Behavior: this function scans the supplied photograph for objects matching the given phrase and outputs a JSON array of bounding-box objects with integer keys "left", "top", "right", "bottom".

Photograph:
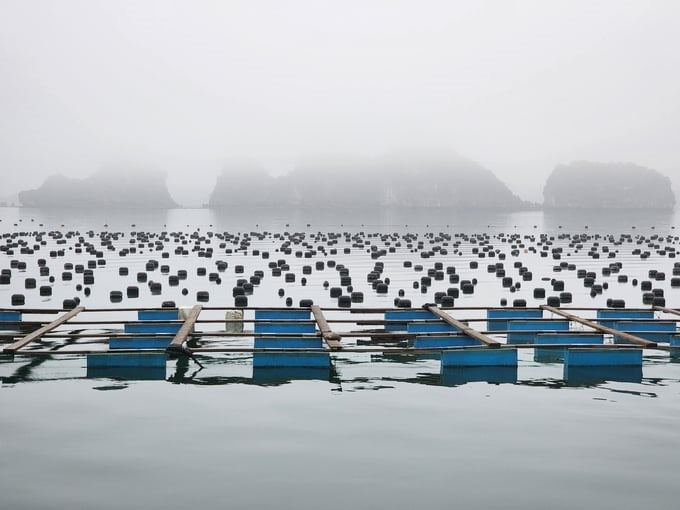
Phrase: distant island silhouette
[
  {"left": 15, "top": 157, "right": 676, "bottom": 210},
  {"left": 209, "top": 153, "right": 527, "bottom": 209},
  {"left": 543, "top": 161, "right": 675, "bottom": 209},
  {"left": 18, "top": 169, "right": 178, "bottom": 208}
]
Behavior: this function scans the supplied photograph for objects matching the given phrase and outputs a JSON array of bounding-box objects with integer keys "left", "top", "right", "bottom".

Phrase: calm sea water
[{"left": 1, "top": 206, "right": 680, "bottom": 510}]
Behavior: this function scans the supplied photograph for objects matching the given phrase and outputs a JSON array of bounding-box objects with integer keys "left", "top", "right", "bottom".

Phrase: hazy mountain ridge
[
  {"left": 209, "top": 154, "right": 527, "bottom": 209},
  {"left": 15, "top": 158, "right": 676, "bottom": 210},
  {"left": 543, "top": 161, "right": 675, "bottom": 209},
  {"left": 18, "top": 170, "right": 178, "bottom": 208}
]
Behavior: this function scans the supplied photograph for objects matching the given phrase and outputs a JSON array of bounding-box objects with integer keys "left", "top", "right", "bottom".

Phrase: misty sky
[{"left": 1, "top": 0, "right": 679, "bottom": 206}]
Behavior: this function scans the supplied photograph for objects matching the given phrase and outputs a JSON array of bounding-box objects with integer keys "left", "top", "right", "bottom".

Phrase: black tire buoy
[
  {"left": 546, "top": 296, "right": 560, "bottom": 307},
  {"left": 62, "top": 298, "right": 77, "bottom": 309},
  {"left": 441, "top": 296, "right": 454, "bottom": 308}
]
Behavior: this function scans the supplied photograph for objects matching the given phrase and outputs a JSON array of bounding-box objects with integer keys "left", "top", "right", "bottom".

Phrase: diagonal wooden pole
[
  {"left": 542, "top": 305, "right": 657, "bottom": 348},
  {"left": 424, "top": 305, "right": 501, "bottom": 348},
  {"left": 311, "top": 305, "right": 342, "bottom": 350},
  {"left": 4, "top": 306, "right": 85, "bottom": 354}
]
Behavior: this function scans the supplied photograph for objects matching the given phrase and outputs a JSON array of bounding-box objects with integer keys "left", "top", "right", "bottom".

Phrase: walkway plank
[
  {"left": 311, "top": 305, "right": 342, "bottom": 350},
  {"left": 3, "top": 307, "right": 85, "bottom": 354},
  {"left": 542, "top": 305, "right": 657, "bottom": 347},
  {"left": 424, "top": 305, "right": 500, "bottom": 348},
  {"left": 654, "top": 306, "right": 680, "bottom": 318},
  {"left": 167, "top": 305, "right": 202, "bottom": 349}
]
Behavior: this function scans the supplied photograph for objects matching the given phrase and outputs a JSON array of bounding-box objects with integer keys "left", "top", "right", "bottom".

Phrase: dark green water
[{"left": 1, "top": 352, "right": 679, "bottom": 510}]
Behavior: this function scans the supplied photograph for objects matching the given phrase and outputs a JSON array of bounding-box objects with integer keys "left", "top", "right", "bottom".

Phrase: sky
[{"left": 1, "top": 0, "right": 679, "bottom": 206}]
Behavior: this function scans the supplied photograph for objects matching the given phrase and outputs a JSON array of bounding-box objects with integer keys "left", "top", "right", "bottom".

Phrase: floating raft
[{"left": 1, "top": 305, "right": 679, "bottom": 379}]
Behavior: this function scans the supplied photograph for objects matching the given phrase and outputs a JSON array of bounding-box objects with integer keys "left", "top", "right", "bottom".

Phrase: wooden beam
[
  {"left": 424, "top": 305, "right": 500, "bottom": 348},
  {"left": 310, "top": 305, "right": 342, "bottom": 350},
  {"left": 654, "top": 306, "right": 680, "bottom": 318},
  {"left": 3, "top": 307, "right": 85, "bottom": 353},
  {"left": 542, "top": 305, "right": 657, "bottom": 347},
  {"left": 167, "top": 305, "right": 202, "bottom": 349}
]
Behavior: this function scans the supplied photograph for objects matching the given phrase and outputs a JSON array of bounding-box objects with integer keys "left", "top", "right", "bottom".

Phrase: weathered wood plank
[
  {"left": 3, "top": 307, "right": 85, "bottom": 353},
  {"left": 542, "top": 305, "right": 657, "bottom": 347},
  {"left": 424, "top": 305, "right": 500, "bottom": 348},
  {"left": 167, "top": 305, "right": 202, "bottom": 349},
  {"left": 311, "top": 305, "right": 342, "bottom": 350},
  {"left": 654, "top": 306, "right": 680, "bottom": 318}
]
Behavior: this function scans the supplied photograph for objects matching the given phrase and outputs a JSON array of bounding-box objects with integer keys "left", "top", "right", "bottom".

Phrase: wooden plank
[
  {"left": 166, "top": 305, "right": 202, "bottom": 349},
  {"left": 424, "top": 305, "right": 500, "bottom": 348},
  {"left": 654, "top": 306, "right": 680, "bottom": 318},
  {"left": 3, "top": 307, "right": 85, "bottom": 353},
  {"left": 541, "top": 305, "right": 657, "bottom": 347},
  {"left": 310, "top": 305, "right": 342, "bottom": 350}
]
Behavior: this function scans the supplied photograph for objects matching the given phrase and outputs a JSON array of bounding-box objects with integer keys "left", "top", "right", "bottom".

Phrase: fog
[{"left": 1, "top": 0, "right": 679, "bottom": 207}]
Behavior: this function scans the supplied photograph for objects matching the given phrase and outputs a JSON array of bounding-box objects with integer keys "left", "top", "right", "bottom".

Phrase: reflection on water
[
  {"left": 564, "top": 365, "right": 643, "bottom": 385},
  {"left": 1, "top": 352, "right": 677, "bottom": 395},
  {"left": 7, "top": 206, "right": 678, "bottom": 233},
  {"left": 441, "top": 365, "right": 518, "bottom": 385},
  {"left": 86, "top": 366, "right": 167, "bottom": 380}
]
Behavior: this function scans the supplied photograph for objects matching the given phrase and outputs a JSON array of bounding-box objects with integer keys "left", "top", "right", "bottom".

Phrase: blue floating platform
[
  {"left": 534, "top": 333, "right": 604, "bottom": 363},
  {"left": 384, "top": 309, "right": 437, "bottom": 331},
  {"left": 109, "top": 336, "right": 173, "bottom": 349},
  {"left": 254, "top": 337, "right": 323, "bottom": 349},
  {"left": 487, "top": 308, "right": 542, "bottom": 332},
  {"left": 611, "top": 320, "right": 676, "bottom": 344},
  {"left": 670, "top": 335, "right": 680, "bottom": 360},
  {"left": 507, "top": 319, "right": 569, "bottom": 344},
  {"left": 138, "top": 309, "right": 179, "bottom": 321},
  {"left": 252, "top": 352, "right": 330, "bottom": 368},
  {"left": 564, "top": 348, "right": 642, "bottom": 367},
  {"left": 254, "top": 322, "right": 316, "bottom": 334},
  {"left": 254, "top": 310, "right": 311, "bottom": 320},
  {"left": 440, "top": 366, "right": 518, "bottom": 385},
  {"left": 407, "top": 321, "right": 459, "bottom": 334},
  {"left": 87, "top": 352, "right": 167, "bottom": 369},
  {"left": 441, "top": 347, "right": 517, "bottom": 367},
  {"left": 0, "top": 311, "right": 22, "bottom": 331},
  {"left": 597, "top": 309, "right": 654, "bottom": 329},
  {"left": 0, "top": 311, "right": 22, "bottom": 321}
]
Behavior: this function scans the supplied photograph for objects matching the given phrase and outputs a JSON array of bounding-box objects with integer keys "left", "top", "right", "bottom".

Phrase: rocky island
[
  {"left": 18, "top": 169, "right": 178, "bottom": 208},
  {"left": 209, "top": 153, "right": 527, "bottom": 209},
  {"left": 543, "top": 161, "right": 675, "bottom": 209}
]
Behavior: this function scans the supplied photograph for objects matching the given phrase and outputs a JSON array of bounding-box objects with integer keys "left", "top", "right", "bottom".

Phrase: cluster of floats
[{"left": 1, "top": 303, "right": 679, "bottom": 386}]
